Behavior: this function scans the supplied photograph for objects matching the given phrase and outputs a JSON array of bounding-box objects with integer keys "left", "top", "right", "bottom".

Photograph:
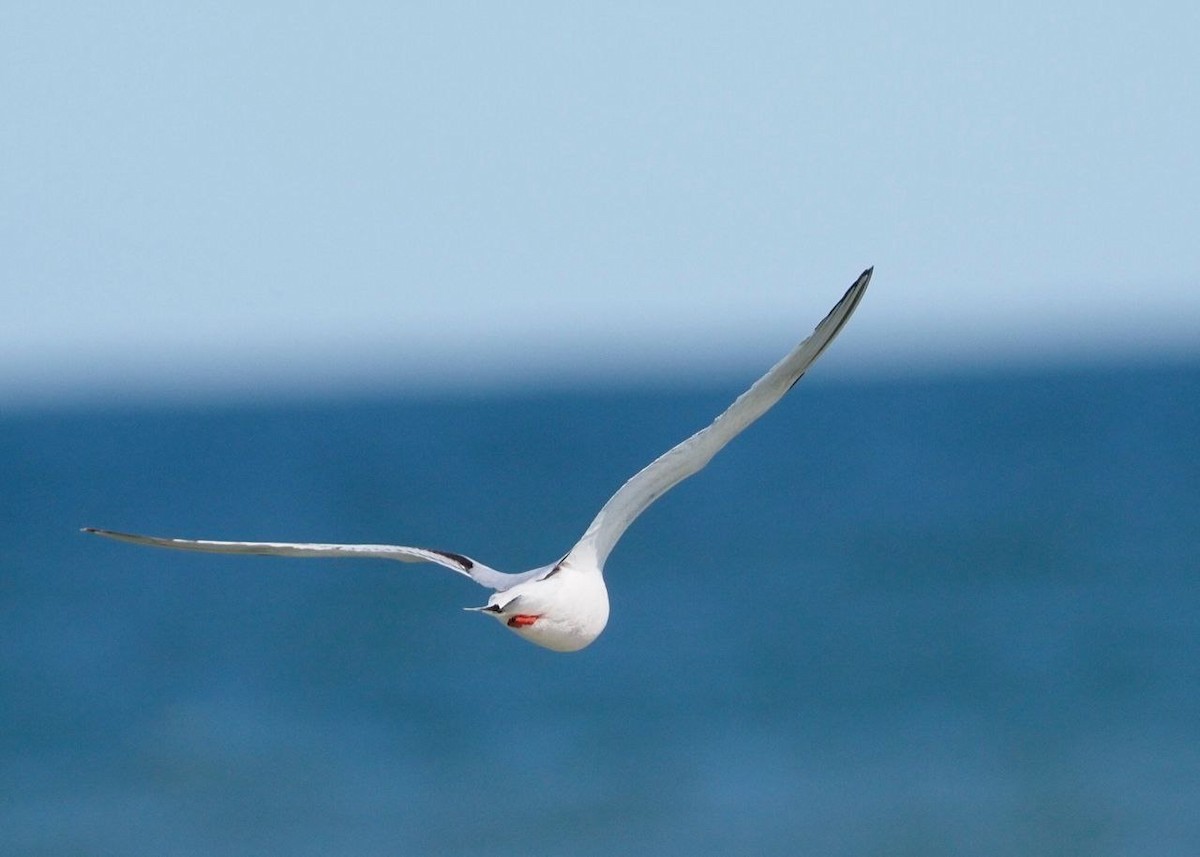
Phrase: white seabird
[{"left": 86, "top": 268, "right": 873, "bottom": 652}]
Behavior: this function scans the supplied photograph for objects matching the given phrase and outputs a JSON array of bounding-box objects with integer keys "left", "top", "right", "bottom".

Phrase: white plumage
[{"left": 86, "top": 268, "right": 873, "bottom": 651}]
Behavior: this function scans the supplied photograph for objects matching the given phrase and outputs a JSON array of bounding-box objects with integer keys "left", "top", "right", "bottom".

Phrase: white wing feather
[
  {"left": 85, "top": 267, "right": 871, "bottom": 590},
  {"left": 82, "top": 527, "right": 516, "bottom": 589},
  {"left": 568, "top": 267, "right": 873, "bottom": 570}
]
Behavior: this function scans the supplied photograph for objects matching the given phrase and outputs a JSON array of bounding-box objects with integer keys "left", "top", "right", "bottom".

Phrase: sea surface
[{"left": 2, "top": 362, "right": 1198, "bottom": 856}]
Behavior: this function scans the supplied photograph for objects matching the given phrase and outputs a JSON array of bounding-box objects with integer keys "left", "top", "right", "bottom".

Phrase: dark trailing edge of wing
[{"left": 429, "top": 549, "right": 474, "bottom": 571}]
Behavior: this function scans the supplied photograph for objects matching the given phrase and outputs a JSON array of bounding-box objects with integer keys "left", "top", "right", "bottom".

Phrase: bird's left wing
[{"left": 82, "top": 527, "right": 514, "bottom": 589}]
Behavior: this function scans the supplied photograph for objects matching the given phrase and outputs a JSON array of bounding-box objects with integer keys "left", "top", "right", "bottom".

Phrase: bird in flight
[{"left": 86, "top": 268, "right": 873, "bottom": 652}]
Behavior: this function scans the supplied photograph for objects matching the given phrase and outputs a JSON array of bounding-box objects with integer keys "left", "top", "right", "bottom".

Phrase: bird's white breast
[{"left": 488, "top": 564, "right": 610, "bottom": 652}]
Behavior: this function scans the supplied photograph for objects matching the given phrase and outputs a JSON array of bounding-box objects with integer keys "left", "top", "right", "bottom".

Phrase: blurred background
[{"left": 3, "top": 2, "right": 1198, "bottom": 855}]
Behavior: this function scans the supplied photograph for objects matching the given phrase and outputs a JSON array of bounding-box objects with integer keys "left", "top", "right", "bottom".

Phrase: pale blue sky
[{"left": 4, "top": 2, "right": 1197, "bottom": 405}]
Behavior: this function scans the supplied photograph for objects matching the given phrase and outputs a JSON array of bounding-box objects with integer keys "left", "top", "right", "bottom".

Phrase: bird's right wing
[
  {"left": 568, "top": 267, "right": 873, "bottom": 570},
  {"left": 82, "top": 527, "right": 515, "bottom": 590}
]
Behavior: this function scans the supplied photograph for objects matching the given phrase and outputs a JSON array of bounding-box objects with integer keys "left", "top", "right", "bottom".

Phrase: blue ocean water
[{"left": 2, "top": 363, "right": 1198, "bottom": 856}]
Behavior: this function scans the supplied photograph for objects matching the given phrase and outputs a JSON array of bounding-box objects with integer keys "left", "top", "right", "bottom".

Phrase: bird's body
[
  {"left": 470, "top": 557, "right": 610, "bottom": 652},
  {"left": 85, "top": 268, "right": 873, "bottom": 651}
]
